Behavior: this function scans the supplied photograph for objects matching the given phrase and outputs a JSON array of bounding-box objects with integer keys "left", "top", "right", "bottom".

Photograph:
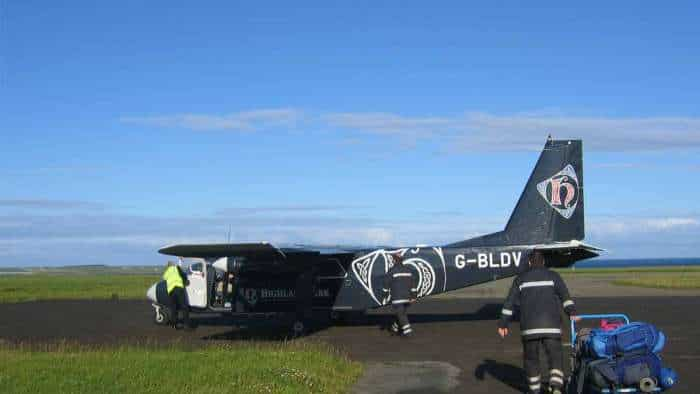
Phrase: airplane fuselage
[{"left": 217, "top": 245, "right": 535, "bottom": 314}]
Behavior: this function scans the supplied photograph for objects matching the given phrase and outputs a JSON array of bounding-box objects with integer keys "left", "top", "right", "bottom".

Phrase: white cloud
[
  {"left": 216, "top": 204, "right": 367, "bottom": 216},
  {"left": 325, "top": 111, "right": 700, "bottom": 151},
  {"left": 643, "top": 217, "right": 699, "bottom": 230},
  {"left": 120, "top": 108, "right": 302, "bottom": 132},
  {"left": 322, "top": 112, "right": 451, "bottom": 137},
  {"left": 120, "top": 108, "right": 700, "bottom": 151},
  {"left": 0, "top": 199, "right": 105, "bottom": 210},
  {"left": 589, "top": 216, "right": 700, "bottom": 236},
  {"left": 590, "top": 162, "right": 644, "bottom": 169}
]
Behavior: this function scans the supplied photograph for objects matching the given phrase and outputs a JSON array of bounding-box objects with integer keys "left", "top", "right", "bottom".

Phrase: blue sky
[{"left": 1, "top": 1, "right": 699, "bottom": 265}]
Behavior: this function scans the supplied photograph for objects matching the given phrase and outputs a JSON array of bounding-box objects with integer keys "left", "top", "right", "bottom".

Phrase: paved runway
[{"left": 1, "top": 297, "right": 697, "bottom": 393}]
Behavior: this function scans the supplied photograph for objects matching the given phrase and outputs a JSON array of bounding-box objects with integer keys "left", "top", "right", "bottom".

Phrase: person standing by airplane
[
  {"left": 497, "top": 251, "right": 578, "bottom": 394},
  {"left": 162, "top": 261, "right": 192, "bottom": 330},
  {"left": 383, "top": 252, "right": 417, "bottom": 337}
]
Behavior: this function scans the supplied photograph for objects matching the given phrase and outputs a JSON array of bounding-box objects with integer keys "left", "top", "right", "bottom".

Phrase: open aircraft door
[{"left": 185, "top": 261, "right": 208, "bottom": 308}]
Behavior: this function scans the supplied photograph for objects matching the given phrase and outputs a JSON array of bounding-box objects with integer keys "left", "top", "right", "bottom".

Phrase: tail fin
[
  {"left": 445, "top": 137, "right": 586, "bottom": 249},
  {"left": 503, "top": 137, "right": 584, "bottom": 244}
]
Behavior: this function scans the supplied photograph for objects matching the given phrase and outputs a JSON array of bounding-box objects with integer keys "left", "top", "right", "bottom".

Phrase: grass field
[
  {"left": 0, "top": 274, "right": 159, "bottom": 303},
  {"left": 612, "top": 272, "right": 700, "bottom": 289},
  {"left": 556, "top": 266, "right": 700, "bottom": 289},
  {"left": 556, "top": 266, "right": 700, "bottom": 275},
  {"left": 0, "top": 342, "right": 362, "bottom": 394}
]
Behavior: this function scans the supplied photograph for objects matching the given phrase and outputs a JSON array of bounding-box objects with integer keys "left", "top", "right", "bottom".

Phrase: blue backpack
[{"left": 587, "top": 322, "right": 665, "bottom": 359}]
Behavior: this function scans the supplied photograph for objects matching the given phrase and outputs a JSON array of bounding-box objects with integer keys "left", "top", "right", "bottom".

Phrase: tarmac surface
[{"left": 0, "top": 296, "right": 697, "bottom": 393}]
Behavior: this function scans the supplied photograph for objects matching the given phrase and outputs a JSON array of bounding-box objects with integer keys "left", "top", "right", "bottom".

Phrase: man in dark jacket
[
  {"left": 497, "top": 251, "right": 578, "bottom": 394},
  {"left": 383, "top": 252, "right": 417, "bottom": 337}
]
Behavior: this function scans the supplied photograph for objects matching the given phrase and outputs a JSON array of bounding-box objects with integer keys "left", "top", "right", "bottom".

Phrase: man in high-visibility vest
[{"left": 162, "top": 261, "right": 191, "bottom": 330}]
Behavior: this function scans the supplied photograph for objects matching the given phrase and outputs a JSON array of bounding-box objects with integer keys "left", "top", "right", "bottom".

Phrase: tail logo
[{"left": 537, "top": 164, "right": 579, "bottom": 219}]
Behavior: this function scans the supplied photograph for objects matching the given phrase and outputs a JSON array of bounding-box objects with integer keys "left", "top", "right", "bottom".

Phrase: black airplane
[{"left": 147, "top": 137, "right": 602, "bottom": 333}]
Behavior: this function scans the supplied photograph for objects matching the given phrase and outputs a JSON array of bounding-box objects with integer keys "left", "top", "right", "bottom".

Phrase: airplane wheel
[
  {"left": 153, "top": 306, "right": 168, "bottom": 325},
  {"left": 154, "top": 310, "right": 165, "bottom": 324}
]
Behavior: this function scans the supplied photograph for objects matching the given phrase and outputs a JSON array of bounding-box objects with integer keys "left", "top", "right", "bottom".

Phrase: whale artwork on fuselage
[{"left": 147, "top": 137, "right": 602, "bottom": 330}]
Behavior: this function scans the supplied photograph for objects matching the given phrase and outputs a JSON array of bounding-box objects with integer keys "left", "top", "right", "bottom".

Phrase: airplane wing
[
  {"left": 158, "top": 242, "right": 378, "bottom": 259},
  {"left": 157, "top": 242, "right": 358, "bottom": 273},
  {"left": 158, "top": 242, "right": 288, "bottom": 260}
]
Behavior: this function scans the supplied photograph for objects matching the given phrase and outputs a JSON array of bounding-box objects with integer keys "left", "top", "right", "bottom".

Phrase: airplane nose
[{"left": 146, "top": 283, "right": 158, "bottom": 302}]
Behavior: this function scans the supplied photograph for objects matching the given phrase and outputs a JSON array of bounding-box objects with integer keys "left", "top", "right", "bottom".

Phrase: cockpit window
[
  {"left": 317, "top": 259, "right": 347, "bottom": 279},
  {"left": 189, "top": 262, "right": 204, "bottom": 273}
]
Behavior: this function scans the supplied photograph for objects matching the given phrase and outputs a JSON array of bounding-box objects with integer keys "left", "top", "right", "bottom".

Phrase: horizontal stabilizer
[
  {"left": 535, "top": 240, "right": 605, "bottom": 252},
  {"left": 534, "top": 240, "right": 603, "bottom": 267}
]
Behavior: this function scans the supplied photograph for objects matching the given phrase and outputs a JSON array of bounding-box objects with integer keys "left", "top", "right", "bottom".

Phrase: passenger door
[
  {"left": 315, "top": 258, "right": 348, "bottom": 308},
  {"left": 185, "top": 262, "right": 208, "bottom": 308}
]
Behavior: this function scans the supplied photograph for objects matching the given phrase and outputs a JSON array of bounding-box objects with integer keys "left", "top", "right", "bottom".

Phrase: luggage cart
[{"left": 568, "top": 314, "right": 664, "bottom": 394}]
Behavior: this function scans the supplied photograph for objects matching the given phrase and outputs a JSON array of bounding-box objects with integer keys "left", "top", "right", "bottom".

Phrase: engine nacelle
[{"left": 212, "top": 257, "right": 246, "bottom": 273}]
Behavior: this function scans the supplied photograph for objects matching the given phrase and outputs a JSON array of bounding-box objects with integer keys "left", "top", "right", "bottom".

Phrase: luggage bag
[{"left": 567, "top": 314, "right": 675, "bottom": 394}]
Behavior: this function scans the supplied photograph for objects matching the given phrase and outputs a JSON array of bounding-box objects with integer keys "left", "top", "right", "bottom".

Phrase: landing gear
[
  {"left": 152, "top": 303, "right": 170, "bottom": 325},
  {"left": 292, "top": 320, "right": 306, "bottom": 337}
]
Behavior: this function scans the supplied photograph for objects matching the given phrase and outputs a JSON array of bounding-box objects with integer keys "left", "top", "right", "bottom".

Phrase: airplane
[{"left": 147, "top": 137, "right": 602, "bottom": 334}]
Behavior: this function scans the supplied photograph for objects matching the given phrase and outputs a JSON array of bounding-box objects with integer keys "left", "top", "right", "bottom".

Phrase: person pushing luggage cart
[{"left": 498, "top": 251, "right": 579, "bottom": 394}]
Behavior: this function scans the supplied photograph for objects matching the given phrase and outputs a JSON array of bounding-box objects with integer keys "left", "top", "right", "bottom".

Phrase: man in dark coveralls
[
  {"left": 383, "top": 253, "right": 417, "bottom": 337},
  {"left": 497, "top": 251, "right": 579, "bottom": 394}
]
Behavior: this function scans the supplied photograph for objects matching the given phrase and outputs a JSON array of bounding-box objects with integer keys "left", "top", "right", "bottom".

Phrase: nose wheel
[
  {"left": 292, "top": 320, "right": 306, "bottom": 337},
  {"left": 152, "top": 303, "right": 169, "bottom": 325}
]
